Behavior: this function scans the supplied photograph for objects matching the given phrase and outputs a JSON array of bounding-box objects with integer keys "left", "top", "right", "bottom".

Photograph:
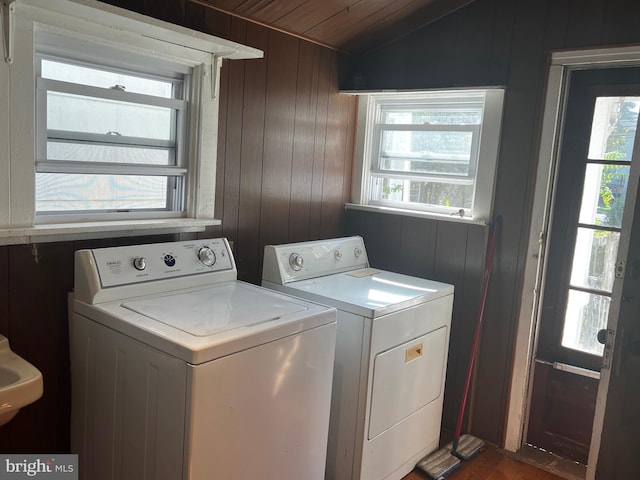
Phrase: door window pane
[
  {"left": 560, "top": 95, "right": 639, "bottom": 357},
  {"left": 588, "top": 96, "right": 639, "bottom": 161},
  {"left": 579, "top": 164, "right": 630, "bottom": 228},
  {"left": 569, "top": 228, "right": 619, "bottom": 292},
  {"left": 562, "top": 290, "right": 609, "bottom": 355}
]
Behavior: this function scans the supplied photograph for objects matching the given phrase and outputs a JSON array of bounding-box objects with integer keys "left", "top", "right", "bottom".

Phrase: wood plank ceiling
[{"left": 190, "top": 0, "right": 475, "bottom": 54}]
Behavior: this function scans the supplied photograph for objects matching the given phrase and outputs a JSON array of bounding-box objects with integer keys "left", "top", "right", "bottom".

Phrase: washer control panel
[
  {"left": 90, "top": 238, "right": 234, "bottom": 288},
  {"left": 262, "top": 236, "right": 369, "bottom": 284}
]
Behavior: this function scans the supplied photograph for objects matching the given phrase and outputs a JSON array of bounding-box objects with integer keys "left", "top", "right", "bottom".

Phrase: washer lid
[
  {"left": 78, "top": 281, "right": 335, "bottom": 364},
  {"left": 121, "top": 283, "right": 308, "bottom": 336}
]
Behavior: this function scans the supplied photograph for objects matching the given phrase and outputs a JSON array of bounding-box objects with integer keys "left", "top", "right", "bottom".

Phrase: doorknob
[{"left": 597, "top": 329, "right": 608, "bottom": 345}]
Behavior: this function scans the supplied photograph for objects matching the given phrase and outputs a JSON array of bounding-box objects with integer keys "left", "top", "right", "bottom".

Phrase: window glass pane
[
  {"left": 579, "top": 163, "right": 630, "bottom": 228},
  {"left": 48, "top": 142, "right": 172, "bottom": 165},
  {"left": 36, "top": 173, "right": 169, "bottom": 211},
  {"left": 370, "top": 176, "right": 473, "bottom": 210},
  {"left": 562, "top": 289, "right": 609, "bottom": 356},
  {"left": 569, "top": 227, "right": 619, "bottom": 293},
  {"left": 42, "top": 59, "right": 175, "bottom": 98},
  {"left": 47, "top": 92, "right": 174, "bottom": 141},
  {"left": 380, "top": 130, "right": 473, "bottom": 176},
  {"left": 588, "top": 96, "right": 640, "bottom": 161},
  {"left": 381, "top": 108, "right": 481, "bottom": 125}
]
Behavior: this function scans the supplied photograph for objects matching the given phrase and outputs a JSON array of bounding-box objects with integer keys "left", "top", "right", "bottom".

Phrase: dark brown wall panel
[
  {"left": 209, "top": 17, "right": 357, "bottom": 283},
  {"left": 7, "top": 243, "right": 75, "bottom": 453},
  {"left": 0, "top": 247, "right": 8, "bottom": 452},
  {"left": 0, "top": 247, "right": 8, "bottom": 335},
  {"left": 233, "top": 23, "right": 269, "bottom": 283},
  {"left": 217, "top": 17, "right": 248, "bottom": 245},
  {"left": 566, "top": 0, "right": 604, "bottom": 47},
  {"left": 432, "top": 221, "right": 485, "bottom": 435},
  {"left": 259, "top": 31, "right": 300, "bottom": 248},
  {"left": 397, "top": 216, "right": 438, "bottom": 278},
  {"left": 289, "top": 41, "right": 322, "bottom": 243},
  {"left": 456, "top": 225, "right": 488, "bottom": 433},
  {"left": 143, "top": 0, "right": 185, "bottom": 24},
  {"left": 602, "top": 0, "right": 640, "bottom": 45},
  {"left": 320, "top": 55, "right": 350, "bottom": 239},
  {"left": 308, "top": 49, "right": 332, "bottom": 241}
]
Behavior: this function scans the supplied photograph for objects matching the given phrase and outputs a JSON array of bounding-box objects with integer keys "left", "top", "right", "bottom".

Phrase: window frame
[
  {"left": 35, "top": 52, "right": 190, "bottom": 217},
  {"left": 0, "top": 0, "right": 262, "bottom": 240},
  {"left": 349, "top": 88, "right": 505, "bottom": 223}
]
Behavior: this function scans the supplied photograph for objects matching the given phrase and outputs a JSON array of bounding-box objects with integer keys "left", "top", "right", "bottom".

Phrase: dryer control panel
[
  {"left": 262, "top": 236, "right": 369, "bottom": 284},
  {"left": 74, "top": 238, "right": 237, "bottom": 304}
]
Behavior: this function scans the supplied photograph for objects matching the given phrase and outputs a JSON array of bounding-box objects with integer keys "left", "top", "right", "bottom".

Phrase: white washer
[
  {"left": 70, "top": 238, "right": 337, "bottom": 480},
  {"left": 262, "top": 236, "right": 454, "bottom": 480}
]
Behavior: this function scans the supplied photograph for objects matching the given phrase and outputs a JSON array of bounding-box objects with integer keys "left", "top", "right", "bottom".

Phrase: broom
[{"left": 416, "top": 215, "right": 502, "bottom": 479}]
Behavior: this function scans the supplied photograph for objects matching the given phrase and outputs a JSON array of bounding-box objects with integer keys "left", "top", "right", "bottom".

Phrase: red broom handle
[{"left": 454, "top": 215, "right": 502, "bottom": 442}]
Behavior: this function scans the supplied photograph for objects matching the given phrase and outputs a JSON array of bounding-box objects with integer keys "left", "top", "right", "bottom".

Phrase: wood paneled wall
[
  {"left": 343, "top": 0, "right": 640, "bottom": 446},
  {"left": 210, "top": 11, "right": 356, "bottom": 284},
  {"left": 0, "top": 1, "right": 355, "bottom": 452}
]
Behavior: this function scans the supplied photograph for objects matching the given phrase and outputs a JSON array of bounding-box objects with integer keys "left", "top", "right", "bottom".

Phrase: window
[
  {"left": 35, "top": 55, "right": 188, "bottom": 216},
  {"left": 0, "top": 0, "right": 261, "bottom": 241},
  {"left": 349, "top": 89, "right": 504, "bottom": 222}
]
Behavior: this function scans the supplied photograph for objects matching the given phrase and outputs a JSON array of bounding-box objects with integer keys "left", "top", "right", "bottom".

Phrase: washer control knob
[
  {"left": 354, "top": 247, "right": 363, "bottom": 258},
  {"left": 198, "top": 247, "right": 217, "bottom": 266},
  {"left": 133, "top": 257, "right": 147, "bottom": 271},
  {"left": 334, "top": 249, "right": 343, "bottom": 261},
  {"left": 289, "top": 253, "right": 304, "bottom": 271}
]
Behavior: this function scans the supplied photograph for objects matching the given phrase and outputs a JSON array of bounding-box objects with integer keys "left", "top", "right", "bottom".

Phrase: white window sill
[
  {"left": 0, "top": 218, "right": 220, "bottom": 246},
  {"left": 345, "top": 203, "right": 489, "bottom": 226}
]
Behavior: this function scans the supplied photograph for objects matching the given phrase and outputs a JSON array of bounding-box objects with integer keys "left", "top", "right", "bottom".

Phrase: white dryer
[
  {"left": 262, "top": 236, "right": 454, "bottom": 480},
  {"left": 70, "top": 238, "right": 337, "bottom": 480}
]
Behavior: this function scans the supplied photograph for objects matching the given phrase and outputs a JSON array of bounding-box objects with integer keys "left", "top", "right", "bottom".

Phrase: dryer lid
[
  {"left": 121, "top": 283, "right": 308, "bottom": 336},
  {"left": 278, "top": 269, "right": 454, "bottom": 318}
]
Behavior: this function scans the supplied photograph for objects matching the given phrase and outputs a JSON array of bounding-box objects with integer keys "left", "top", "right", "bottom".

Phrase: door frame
[{"left": 505, "top": 45, "right": 640, "bottom": 479}]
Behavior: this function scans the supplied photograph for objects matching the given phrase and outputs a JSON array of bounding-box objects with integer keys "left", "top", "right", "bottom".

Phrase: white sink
[{"left": 0, "top": 335, "right": 43, "bottom": 426}]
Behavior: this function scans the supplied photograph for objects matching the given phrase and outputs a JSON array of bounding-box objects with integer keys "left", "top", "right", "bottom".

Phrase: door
[
  {"left": 590, "top": 82, "right": 640, "bottom": 480},
  {"left": 527, "top": 66, "right": 640, "bottom": 468}
]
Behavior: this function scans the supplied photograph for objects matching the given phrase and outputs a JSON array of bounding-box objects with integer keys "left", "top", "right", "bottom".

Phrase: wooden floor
[{"left": 401, "top": 445, "right": 565, "bottom": 480}]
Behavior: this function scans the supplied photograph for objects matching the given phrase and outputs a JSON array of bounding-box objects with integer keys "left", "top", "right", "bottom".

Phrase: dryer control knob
[
  {"left": 289, "top": 253, "right": 304, "bottom": 271},
  {"left": 133, "top": 257, "right": 147, "bottom": 271},
  {"left": 334, "top": 249, "right": 343, "bottom": 261},
  {"left": 354, "top": 247, "right": 363, "bottom": 258},
  {"left": 198, "top": 247, "right": 217, "bottom": 266}
]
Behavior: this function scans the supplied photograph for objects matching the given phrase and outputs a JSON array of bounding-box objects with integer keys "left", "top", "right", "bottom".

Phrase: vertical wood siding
[
  {"left": 0, "top": 2, "right": 355, "bottom": 452},
  {"left": 343, "top": 0, "right": 640, "bottom": 445},
  {"left": 203, "top": 8, "right": 357, "bottom": 284}
]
